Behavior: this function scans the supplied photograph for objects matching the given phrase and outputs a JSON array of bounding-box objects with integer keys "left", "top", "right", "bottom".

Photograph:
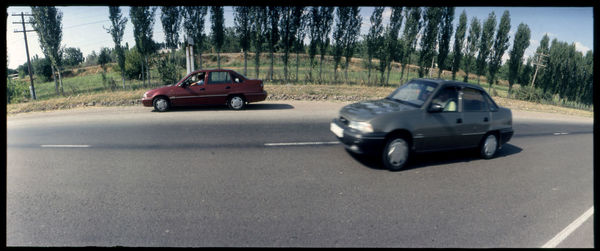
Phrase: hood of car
[
  {"left": 146, "top": 85, "right": 174, "bottom": 96},
  {"left": 340, "top": 98, "right": 417, "bottom": 121}
]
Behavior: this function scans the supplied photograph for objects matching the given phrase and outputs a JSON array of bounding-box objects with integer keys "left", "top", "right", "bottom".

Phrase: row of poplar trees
[{"left": 28, "top": 6, "right": 592, "bottom": 105}]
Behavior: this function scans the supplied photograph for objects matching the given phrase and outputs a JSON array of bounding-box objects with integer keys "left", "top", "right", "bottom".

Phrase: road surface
[{"left": 6, "top": 101, "right": 594, "bottom": 247}]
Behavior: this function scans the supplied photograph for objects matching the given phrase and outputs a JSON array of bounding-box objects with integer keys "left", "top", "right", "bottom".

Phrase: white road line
[
  {"left": 553, "top": 132, "right": 569, "bottom": 135},
  {"left": 264, "top": 141, "right": 340, "bottom": 146},
  {"left": 541, "top": 206, "right": 594, "bottom": 248},
  {"left": 40, "top": 145, "right": 91, "bottom": 148}
]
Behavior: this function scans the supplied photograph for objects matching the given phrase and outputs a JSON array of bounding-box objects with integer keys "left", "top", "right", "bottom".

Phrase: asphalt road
[{"left": 6, "top": 102, "right": 594, "bottom": 247}]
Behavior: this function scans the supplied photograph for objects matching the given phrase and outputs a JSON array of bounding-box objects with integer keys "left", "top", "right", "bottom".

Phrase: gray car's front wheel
[
  {"left": 382, "top": 137, "right": 410, "bottom": 171},
  {"left": 480, "top": 133, "right": 498, "bottom": 159},
  {"left": 153, "top": 97, "right": 170, "bottom": 112}
]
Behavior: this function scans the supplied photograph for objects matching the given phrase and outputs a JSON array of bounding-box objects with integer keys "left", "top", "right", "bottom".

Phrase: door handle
[
  {"left": 484, "top": 117, "right": 489, "bottom": 122},
  {"left": 225, "top": 86, "right": 231, "bottom": 89},
  {"left": 456, "top": 118, "right": 462, "bottom": 124}
]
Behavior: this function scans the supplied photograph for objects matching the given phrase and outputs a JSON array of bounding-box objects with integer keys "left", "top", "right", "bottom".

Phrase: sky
[{"left": 5, "top": 6, "right": 594, "bottom": 70}]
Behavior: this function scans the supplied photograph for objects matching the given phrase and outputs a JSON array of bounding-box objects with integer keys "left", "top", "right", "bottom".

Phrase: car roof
[{"left": 412, "top": 78, "right": 486, "bottom": 92}]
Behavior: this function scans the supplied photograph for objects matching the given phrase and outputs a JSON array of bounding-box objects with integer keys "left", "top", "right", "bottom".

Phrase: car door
[
  {"left": 413, "top": 86, "right": 462, "bottom": 151},
  {"left": 457, "top": 87, "right": 491, "bottom": 147},
  {"left": 170, "top": 72, "right": 206, "bottom": 106},
  {"left": 205, "top": 71, "right": 233, "bottom": 104}
]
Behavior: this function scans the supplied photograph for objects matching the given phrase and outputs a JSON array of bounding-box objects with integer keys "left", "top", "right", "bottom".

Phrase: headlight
[
  {"left": 349, "top": 121, "right": 373, "bottom": 133},
  {"left": 143, "top": 92, "right": 148, "bottom": 98}
]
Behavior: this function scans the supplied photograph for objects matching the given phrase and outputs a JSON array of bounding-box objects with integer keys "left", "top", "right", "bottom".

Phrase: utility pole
[
  {"left": 529, "top": 52, "right": 548, "bottom": 100},
  {"left": 12, "top": 12, "right": 37, "bottom": 100}
]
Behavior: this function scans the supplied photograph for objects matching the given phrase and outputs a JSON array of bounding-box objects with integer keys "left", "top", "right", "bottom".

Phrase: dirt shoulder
[{"left": 7, "top": 84, "right": 593, "bottom": 120}]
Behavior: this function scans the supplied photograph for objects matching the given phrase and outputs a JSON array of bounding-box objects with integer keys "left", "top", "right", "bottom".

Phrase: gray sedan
[{"left": 330, "top": 78, "right": 514, "bottom": 171}]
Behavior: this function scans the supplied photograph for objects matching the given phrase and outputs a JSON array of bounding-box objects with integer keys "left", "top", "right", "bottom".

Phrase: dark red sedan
[{"left": 142, "top": 69, "right": 267, "bottom": 111}]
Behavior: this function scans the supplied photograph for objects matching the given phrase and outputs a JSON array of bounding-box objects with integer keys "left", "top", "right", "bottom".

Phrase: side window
[
  {"left": 431, "top": 87, "right": 459, "bottom": 112},
  {"left": 462, "top": 88, "right": 488, "bottom": 112},
  {"left": 208, "top": 71, "right": 232, "bottom": 84},
  {"left": 231, "top": 73, "right": 243, "bottom": 83},
  {"left": 483, "top": 94, "right": 499, "bottom": 112}
]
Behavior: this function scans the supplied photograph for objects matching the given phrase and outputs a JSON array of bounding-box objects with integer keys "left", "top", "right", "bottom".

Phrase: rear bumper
[
  {"left": 246, "top": 91, "right": 268, "bottom": 103},
  {"left": 331, "top": 118, "right": 386, "bottom": 155}
]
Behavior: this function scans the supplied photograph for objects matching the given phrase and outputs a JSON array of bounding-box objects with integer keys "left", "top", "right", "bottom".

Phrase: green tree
[
  {"left": 130, "top": 6, "right": 157, "bottom": 87},
  {"left": 451, "top": 10, "right": 467, "bottom": 80},
  {"left": 32, "top": 55, "right": 53, "bottom": 82},
  {"left": 463, "top": 17, "right": 480, "bottom": 83},
  {"left": 365, "top": 7, "right": 384, "bottom": 85},
  {"left": 488, "top": 10, "right": 511, "bottom": 92},
  {"left": 475, "top": 11, "right": 496, "bottom": 84},
  {"left": 98, "top": 47, "right": 112, "bottom": 71},
  {"left": 507, "top": 23, "right": 530, "bottom": 97},
  {"left": 293, "top": 7, "right": 308, "bottom": 82},
  {"left": 106, "top": 6, "right": 127, "bottom": 89},
  {"left": 181, "top": 6, "right": 208, "bottom": 70},
  {"left": 382, "top": 7, "right": 403, "bottom": 85},
  {"left": 234, "top": 6, "right": 252, "bottom": 76},
  {"left": 279, "top": 6, "right": 304, "bottom": 83},
  {"left": 418, "top": 7, "right": 442, "bottom": 78},
  {"left": 400, "top": 7, "right": 422, "bottom": 82},
  {"left": 62, "top": 47, "right": 84, "bottom": 67},
  {"left": 251, "top": 6, "right": 268, "bottom": 78},
  {"left": 534, "top": 34, "right": 550, "bottom": 92},
  {"left": 342, "top": 7, "right": 362, "bottom": 84},
  {"left": 30, "top": 6, "right": 64, "bottom": 96},
  {"left": 307, "top": 7, "right": 321, "bottom": 82},
  {"left": 436, "top": 7, "right": 454, "bottom": 78},
  {"left": 266, "top": 6, "right": 281, "bottom": 81},
  {"left": 333, "top": 7, "right": 350, "bottom": 83},
  {"left": 160, "top": 6, "right": 181, "bottom": 63},
  {"left": 317, "top": 7, "right": 334, "bottom": 83},
  {"left": 210, "top": 6, "right": 225, "bottom": 68}
]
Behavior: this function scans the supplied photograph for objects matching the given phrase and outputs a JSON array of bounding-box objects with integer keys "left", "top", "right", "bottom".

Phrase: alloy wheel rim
[
  {"left": 387, "top": 139, "right": 408, "bottom": 167},
  {"left": 231, "top": 97, "right": 243, "bottom": 109},
  {"left": 156, "top": 99, "right": 167, "bottom": 111},
  {"left": 483, "top": 135, "right": 497, "bottom": 157}
]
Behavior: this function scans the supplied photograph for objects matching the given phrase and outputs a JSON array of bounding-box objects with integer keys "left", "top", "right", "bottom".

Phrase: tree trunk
[
  {"left": 141, "top": 57, "right": 145, "bottom": 87},
  {"left": 122, "top": 75, "right": 126, "bottom": 89},
  {"left": 269, "top": 51, "right": 274, "bottom": 81},
  {"left": 56, "top": 66, "right": 64, "bottom": 96},
  {"left": 243, "top": 51, "right": 248, "bottom": 76},
  {"left": 345, "top": 60, "right": 350, "bottom": 84},
  {"left": 319, "top": 55, "right": 324, "bottom": 83},
  {"left": 51, "top": 65, "right": 59, "bottom": 95},
  {"left": 255, "top": 52, "right": 260, "bottom": 79},
  {"left": 217, "top": 51, "right": 221, "bottom": 69},
  {"left": 367, "top": 58, "right": 372, "bottom": 85},
  {"left": 296, "top": 52, "right": 300, "bottom": 83},
  {"left": 386, "top": 63, "right": 392, "bottom": 85}
]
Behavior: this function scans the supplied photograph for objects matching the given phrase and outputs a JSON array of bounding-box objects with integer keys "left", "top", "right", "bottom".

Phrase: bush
[
  {"left": 124, "top": 49, "right": 143, "bottom": 79},
  {"left": 157, "top": 56, "right": 179, "bottom": 85},
  {"left": 7, "top": 78, "right": 29, "bottom": 104}
]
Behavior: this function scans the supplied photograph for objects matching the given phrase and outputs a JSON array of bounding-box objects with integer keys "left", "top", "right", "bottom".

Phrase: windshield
[{"left": 387, "top": 80, "right": 438, "bottom": 107}]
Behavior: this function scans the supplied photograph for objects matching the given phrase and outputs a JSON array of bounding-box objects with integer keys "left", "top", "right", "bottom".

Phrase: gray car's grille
[{"left": 339, "top": 116, "right": 349, "bottom": 125}]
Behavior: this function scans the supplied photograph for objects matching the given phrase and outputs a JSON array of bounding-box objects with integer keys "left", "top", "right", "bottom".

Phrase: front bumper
[
  {"left": 141, "top": 98, "right": 153, "bottom": 107},
  {"left": 330, "top": 118, "right": 386, "bottom": 155},
  {"left": 499, "top": 128, "right": 514, "bottom": 146}
]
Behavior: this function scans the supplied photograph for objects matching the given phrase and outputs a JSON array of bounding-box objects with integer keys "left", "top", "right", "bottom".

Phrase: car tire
[
  {"left": 480, "top": 133, "right": 498, "bottom": 159},
  {"left": 153, "top": 96, "right": 170, "bottom": 112},
  {"left": 382, "top": 137, "right": 410, "bottom": 171},
  {"left": 227, "top": 95, "right": 245, "bottom": 110}
]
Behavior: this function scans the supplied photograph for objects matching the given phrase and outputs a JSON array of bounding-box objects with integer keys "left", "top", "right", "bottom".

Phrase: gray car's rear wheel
[
  {"left": 382, "top": 137, "right": 410, "bottom": 171},
  {"left": 480, "top": 133, "right": 498, "bottom": 159},
  {"left": 153, "top": 96, "right": 170, "bottom": 112}
]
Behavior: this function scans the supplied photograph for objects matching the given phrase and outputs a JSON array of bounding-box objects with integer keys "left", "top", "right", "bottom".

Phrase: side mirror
[
  {"left": 428, "top": 103, "right": 444, "bottom": 113},
  {"left": 235, "top": 78, "right": 240, "bottom": 83}
]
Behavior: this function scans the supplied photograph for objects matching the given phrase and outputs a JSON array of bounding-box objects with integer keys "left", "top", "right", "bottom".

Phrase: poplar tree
[
  {"left": 160, "top": 6, "right": 181, "bottom": 63},
  {"left": 463, "top": 17, "right": 480, "bottom": 83},
  {"left": 266, "top": 7, "right": 280, "bottom": 81},
  {"left": 418, "top": 7, "right": 442, "bottom": 78},
  {"left": 130, "top": 6, "right": 157, "bottom": 87},
  {"left": 279, "top": 6, "right": 302, "bottom": 83},
  {"left": 251, "top": 7, "right": 268, "bottom": 78},
  {"left": 30, "top": 6, "right": 64, "bottom": 95},
  {"left": 400, "top": 7, "right": 422, "bottom": 82},
  {"left": 210, "top": 6, "right": 224, "bottom": 68},
  {"left": 317, "top": 7, "right": 334, "bottom": 83},
  {"left": 451, "top": 10, "right": 467, "bottom": 80},
  {"left": 476, "top": 11, "right": 496, "bottom": 84},
  {"left": 234, "top": 6, "right": 252, "bottom": 76},
  {"left": 507, "top": 23, "right": 530, "bottom": 97},
  {"left": 382, "top": 7, "right": 403, "bottom": 85},
  {"left": 181, "top": 6, "right": 208, "bottom": 69},
  {"left": 106, "top": 6, "right": 127, "bottom": 89},
  {"left": 488, "top": 10, "right": 511, "bottom": 92},
  {"left": 333, "top": 7, "right": 350, "bottom": 83},
  {"left": 436, "top": 7, "right": 454, "bottom": 78},
  {"left": 293, "top": 7, "right": 307, "bottom": 83},
  {"left": 366, "top": 7, "right": 384, "bottom": 85},
  {"left": 307, "top": 7, "right": 321, "bottom": 82},
  {"left": 342, "top": 7, "right": 362, "bottom": 84}
]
